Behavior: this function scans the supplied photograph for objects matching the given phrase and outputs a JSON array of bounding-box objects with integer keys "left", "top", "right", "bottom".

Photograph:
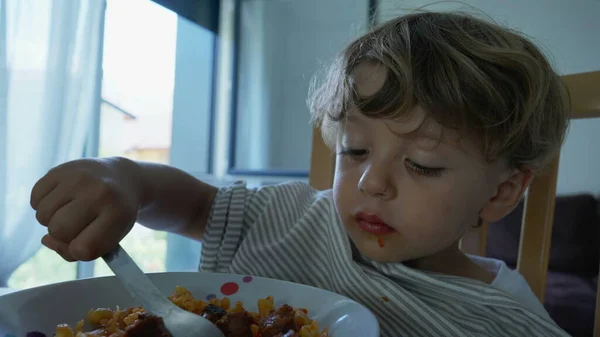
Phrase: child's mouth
[{"left": 355, "top": 212, "right": 395, "bottom": 235}]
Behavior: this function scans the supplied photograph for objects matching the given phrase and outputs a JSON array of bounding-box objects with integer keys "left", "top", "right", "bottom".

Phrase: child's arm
[
  {"left": 129, "top": 158, "right": 218, "bottom": 240},
  {"left": 30, "top": 157, "right": 217, "bottom": 261}
]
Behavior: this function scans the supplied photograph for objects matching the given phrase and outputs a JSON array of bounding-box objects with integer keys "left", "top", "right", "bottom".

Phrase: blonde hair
[{"left": 308, "top": 11, "right": 570, "bottom": 171}]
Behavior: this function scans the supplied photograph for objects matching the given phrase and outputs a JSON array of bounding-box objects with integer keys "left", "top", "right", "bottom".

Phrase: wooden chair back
[{"left": 308, "top": 70, "right": 600, "bottom": 336}]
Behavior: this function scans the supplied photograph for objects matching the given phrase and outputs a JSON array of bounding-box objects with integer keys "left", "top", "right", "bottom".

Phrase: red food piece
[
  {"left": 260, "top": 304, "right": 297, "bottom": 337},
  {"left": 216, "top": 310, "right": 255, "bottom": 337},
  {"left": 124, "top": 314, "right": 173, "bottom": 337}
]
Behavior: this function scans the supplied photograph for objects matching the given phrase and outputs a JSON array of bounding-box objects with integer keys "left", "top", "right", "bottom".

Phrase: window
[
  {"left": 9, "top": 0, "right": 216, "bottom": 288},
  {"left": 93, "top": 0, "right": 177, "bottom": 277}
]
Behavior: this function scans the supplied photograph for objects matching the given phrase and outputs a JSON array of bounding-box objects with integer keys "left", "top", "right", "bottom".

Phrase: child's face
[{"left": 332, "top": 62, "right": 530, "bottom": 264}]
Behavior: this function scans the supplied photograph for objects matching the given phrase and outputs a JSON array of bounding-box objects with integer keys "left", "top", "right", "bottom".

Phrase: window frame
[
  {"left": 225, "top": 0, "right": 379, "bottom": 178},
  {"left": 225, "top": 0, "right": 310, "bottom": 178}
]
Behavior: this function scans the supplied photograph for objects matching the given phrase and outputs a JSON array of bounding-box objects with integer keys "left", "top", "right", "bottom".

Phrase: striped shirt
[{"left": 200, "top": 181, "right": 569, "bottom": 337}]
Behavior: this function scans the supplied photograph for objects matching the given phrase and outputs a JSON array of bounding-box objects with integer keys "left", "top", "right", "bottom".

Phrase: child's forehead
[
  {"left": 353, "top": 60, "right": 387, "bottom": 97},
  {"left": 344, "top": 110, "right": 482, "bottom": 157},
  {"left": 346, "top": 107, "right": 450, "bottom": 140},
  {"left": 348, "top": 60, "right": 484, "bottom": 156},
  {"left": 350, "top": 61, "right": 453, "bottom": 139}
]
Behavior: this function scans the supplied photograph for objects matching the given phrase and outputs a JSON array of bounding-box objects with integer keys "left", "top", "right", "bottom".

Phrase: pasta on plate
[{"left": 46, "top": 286, "right": 329, "bottom": 337}]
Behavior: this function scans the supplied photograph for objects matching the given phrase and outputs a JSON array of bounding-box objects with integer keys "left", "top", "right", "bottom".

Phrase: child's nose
[{"left": 358, "top": 164, "right": 393, "bottom": 199}]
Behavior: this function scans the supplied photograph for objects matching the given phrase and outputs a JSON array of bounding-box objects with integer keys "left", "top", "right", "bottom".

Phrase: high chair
[{"left": 308, "top": 70, "right": 600, "bottom": 337}]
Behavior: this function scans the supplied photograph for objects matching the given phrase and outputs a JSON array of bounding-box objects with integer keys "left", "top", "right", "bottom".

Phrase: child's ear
[{"left": 480, "top": 169, "right": 533, "bottom": 223}]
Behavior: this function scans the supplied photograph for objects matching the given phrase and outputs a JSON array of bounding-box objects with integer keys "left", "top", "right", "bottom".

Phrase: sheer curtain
[{"left": 0, "top": 0, "right": 106, "bottom": 286}]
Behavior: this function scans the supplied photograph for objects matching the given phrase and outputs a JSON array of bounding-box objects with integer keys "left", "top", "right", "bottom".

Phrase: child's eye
[
  {"left": 406, "top": 159, "right": 444, "bottom": 177},
  {"left": 338, "top": 148, "right": 368, "bottom": 160}
]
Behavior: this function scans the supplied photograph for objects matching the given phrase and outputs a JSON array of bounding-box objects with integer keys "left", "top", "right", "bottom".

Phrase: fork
[{"left": 102, "top": 245, "right": 226, "bottom": 337}]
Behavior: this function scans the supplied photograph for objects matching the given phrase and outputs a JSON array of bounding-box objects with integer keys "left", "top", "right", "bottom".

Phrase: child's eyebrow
[
  {"left": 415, "top": 131, "right": 481, "bottom": 158},
  {"left": 345, "top": 113, "right": 477, "bottom": 156},
  {"left": 407, "top": 120, "right": 472, "bottom": 155}
]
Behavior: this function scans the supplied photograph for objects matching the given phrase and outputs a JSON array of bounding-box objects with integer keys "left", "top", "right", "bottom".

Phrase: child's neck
[{"left": 407, "top": 244, "right": 496, "bottom": 284}]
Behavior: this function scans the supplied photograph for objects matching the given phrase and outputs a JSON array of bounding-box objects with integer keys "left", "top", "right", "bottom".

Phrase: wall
[{"left": 377, "top": 0, "right": 600, "bottom": 195}]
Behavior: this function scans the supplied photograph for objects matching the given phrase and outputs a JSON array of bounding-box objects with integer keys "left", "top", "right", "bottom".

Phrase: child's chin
[{"left": 352, "top": 237, "right": 406, "bottom": 263}]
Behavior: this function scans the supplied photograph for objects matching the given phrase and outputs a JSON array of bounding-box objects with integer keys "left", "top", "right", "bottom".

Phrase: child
[{"left": 30, "top": 11, "right": 571, "bottom": 336}]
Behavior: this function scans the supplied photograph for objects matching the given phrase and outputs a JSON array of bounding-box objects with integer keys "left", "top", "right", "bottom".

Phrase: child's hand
[{"left": 30, "top": 158, "right": 141, "bottom": 262}]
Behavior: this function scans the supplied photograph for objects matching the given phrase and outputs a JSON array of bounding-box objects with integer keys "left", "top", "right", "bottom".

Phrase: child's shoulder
[
  {"left": 239, "top": 180, "right": 334, "bottom": 206},
  {"left": 470, "top": 255, "right": 551, "bottom": 319},
  {"left": 216, "top": 180, "right": 336, "bottom": 223},
  {"left": 210, "top": 180, "right": 342, "bottom": 246}
]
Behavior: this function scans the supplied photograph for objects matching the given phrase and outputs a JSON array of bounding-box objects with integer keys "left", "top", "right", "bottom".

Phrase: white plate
[
  {"left": 0, "top": 272, "right": 379, "bottom": 337},
  {"left": 0, "top": 289, "right": 15, "bottom": 297}
]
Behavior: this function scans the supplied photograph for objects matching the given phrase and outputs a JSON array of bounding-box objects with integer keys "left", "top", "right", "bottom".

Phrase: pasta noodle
[{"left": 44, "top": 286, "right": 329, "bottom": 337}]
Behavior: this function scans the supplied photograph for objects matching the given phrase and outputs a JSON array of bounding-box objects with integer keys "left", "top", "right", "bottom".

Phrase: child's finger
[
  {"left": 34, "top": 181, "right": 73, "bottom": 226},
  {"left": 47, "top": 198, "right": 98, "bottom": 243},
  {"left": 41, "top": 234, "right": 76, "bottom": 262},
  {"left": 68, "top": 211, "right": 133, "bottom": 261},
  {"left": 30, "top": 172, "right": 60, "bottom": 211}
]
